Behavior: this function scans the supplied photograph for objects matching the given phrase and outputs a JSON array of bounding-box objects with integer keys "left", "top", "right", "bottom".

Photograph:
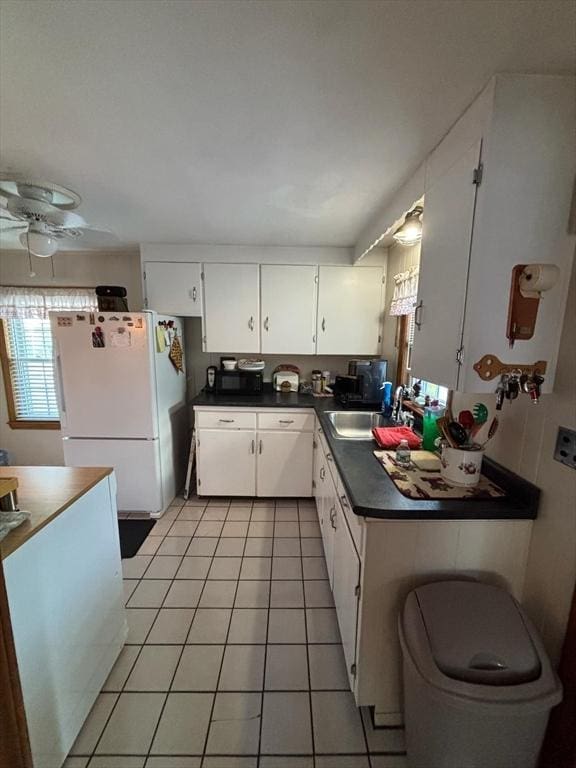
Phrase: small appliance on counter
[
  {"left": 272, "top": 365, "right": 300, "bottom": 392},
  {"left": 205, "top": 365, "right": 263, "bottom": 395},
  {"left": 334, "top": 359, "right": 388, "bottom": 408}
]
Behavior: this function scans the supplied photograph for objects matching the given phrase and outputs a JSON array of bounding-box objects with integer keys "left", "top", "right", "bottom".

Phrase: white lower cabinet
[
  {"left": 313, "top": 419, "right": 533, "bottom": 727},
  {"left": 332, "top": 500, "right": 361, "bottom": 691},
  {"left": 257, "top": 430, "right": 313, "bottom": 497},
  {"left": 196, "top": 428, "right": 256, "bottom": 496},
  {"left": 195, "top": 408, "right": 313, "bottom": 497}
]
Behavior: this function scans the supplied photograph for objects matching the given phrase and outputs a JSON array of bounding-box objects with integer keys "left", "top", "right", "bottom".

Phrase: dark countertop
[{"left": 191, "top": 388, "right": 539, "bottom": 521}]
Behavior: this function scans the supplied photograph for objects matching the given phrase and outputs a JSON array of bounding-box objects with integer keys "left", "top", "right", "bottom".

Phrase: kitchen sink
[{"left": 325, "top": 411, "right": 386, "bottom": 440}]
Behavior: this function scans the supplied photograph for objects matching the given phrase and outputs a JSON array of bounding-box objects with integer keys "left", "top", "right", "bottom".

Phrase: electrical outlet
[{"left": 553, "top": 426, "right": 576, "bottom": 470}]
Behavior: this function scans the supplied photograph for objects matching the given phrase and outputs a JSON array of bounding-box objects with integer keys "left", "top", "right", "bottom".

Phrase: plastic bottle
[{"left": 395, "top": 439, "right": 411, "bottom": 468}]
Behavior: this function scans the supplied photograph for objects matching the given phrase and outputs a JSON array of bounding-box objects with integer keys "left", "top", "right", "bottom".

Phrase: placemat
[{"left": 374, "top": 450, "right": 507, "bottom": 500}]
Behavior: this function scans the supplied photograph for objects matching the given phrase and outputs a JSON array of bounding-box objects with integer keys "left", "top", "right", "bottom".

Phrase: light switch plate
[{"left": 553, "top": 426, "right": 576, "bottom": 470}]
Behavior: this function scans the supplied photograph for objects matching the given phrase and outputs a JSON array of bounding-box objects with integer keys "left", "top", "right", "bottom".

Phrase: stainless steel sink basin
[{"left": 325, "top": 411, "right": 386, "bottom": 440}]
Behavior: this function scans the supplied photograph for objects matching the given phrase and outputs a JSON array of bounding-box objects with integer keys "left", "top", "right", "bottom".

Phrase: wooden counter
[{"left": 0, "top": 466, "right": 113, "bottom": 560}]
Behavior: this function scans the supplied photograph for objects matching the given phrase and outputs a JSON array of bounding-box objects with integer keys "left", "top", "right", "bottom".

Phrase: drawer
[
  {"left": 257, "top": 412, "right": 315, "bottom": 432},
  {"left": 195, "top": 410, "right": 256, "bottom": 429}
]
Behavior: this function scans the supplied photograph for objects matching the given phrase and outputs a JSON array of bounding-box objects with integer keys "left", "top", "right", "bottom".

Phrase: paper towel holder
[{"left": 506, "top": 263, "right": 559, "bottom": 347}]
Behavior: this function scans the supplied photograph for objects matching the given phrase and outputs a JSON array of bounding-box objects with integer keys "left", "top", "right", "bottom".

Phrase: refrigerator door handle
[{"left": 55, "top": 353, "right": 67, "bottom": 419}]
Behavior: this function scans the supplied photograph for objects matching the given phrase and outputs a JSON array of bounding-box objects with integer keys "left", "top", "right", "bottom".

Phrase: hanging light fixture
[
  {"left": 19, "top": 225, "right": 58, "bottom": 257},
  {"left": 393, "top": 206, "right": 423, "bottom": 247}
]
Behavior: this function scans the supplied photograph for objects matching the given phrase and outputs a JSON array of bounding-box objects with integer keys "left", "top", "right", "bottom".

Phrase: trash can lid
[{"left": 414, "top": 581, "right": 541, "bottom": 686}]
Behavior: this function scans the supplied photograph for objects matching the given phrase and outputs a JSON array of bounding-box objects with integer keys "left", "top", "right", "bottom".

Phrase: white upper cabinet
[
  {"left": 202, "top": 263, "right": 260, "bottom": 353},
  {"left": 411, "top": 141, "right": 482, "bottom": 390},
  {"left": 316, "top": 266, "right": 384, "bottom": 355},
  {"left": 143, "top": 261, "right": 202, "bottom": 316},
  {"left": 260, "top": 265, "right": 318, "bottom": 354},
  {"left": 410, "top": 74, "right": 575, "bottom": 393}
]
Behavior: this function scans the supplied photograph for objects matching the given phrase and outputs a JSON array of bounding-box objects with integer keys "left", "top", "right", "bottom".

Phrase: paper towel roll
[{"left": 519, "top": 264, "right": 560, "bottom": 297}]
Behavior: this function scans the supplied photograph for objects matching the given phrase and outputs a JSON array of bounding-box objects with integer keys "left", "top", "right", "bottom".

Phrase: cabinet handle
[
  {"left": 414, "top": 300, "right": 423, "bottom": 331},
  {"left": 279, "top": 419, "right": 294, "bottom": 424},
  {"left": 326, "top": 452, "right": 333, "bottom": 462},
  {"left": 320, "top": 466, "right": 325, "bottom": 480},
  {"left": 264, "top": 316, "right": 269, "bottom": 332},
  {"left": 340, "top": 494, "right": 349, "bottom": 508},
  {"left": 321, "top": 317, "right": 326, "bottom": 332},
  {"left": 219, "top": 419, "right": 235, "bottom": 423},
  {"left": 190, "top": 287, "right": 197, "bottom": 302},
  {"left": 330, "top": 507, "right": 337, "bottom": 530},
  {"left": 250, "top": 439, "right": 255, "bottom": 454},
  {"left": 248, "top": 316, "right": 254, "bottom": 331},
  {"left": 258, "top": 439, "right": 263, "bottom": 454}
]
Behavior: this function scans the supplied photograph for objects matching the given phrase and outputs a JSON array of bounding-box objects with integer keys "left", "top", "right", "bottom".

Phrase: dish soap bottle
[{"left": 396, "top": 439, "right": 411, "bottom": 468}]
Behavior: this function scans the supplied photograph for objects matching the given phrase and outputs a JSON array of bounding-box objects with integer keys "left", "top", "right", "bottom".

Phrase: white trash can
[{"left": 399, "top": 580, "right": 562, "bottom": 768}]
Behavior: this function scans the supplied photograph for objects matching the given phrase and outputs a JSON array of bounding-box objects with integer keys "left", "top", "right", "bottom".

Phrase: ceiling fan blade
[
  {"left": 56, "top": 227, "right": 120, "bottom": 249},
  {"left": 0, "top": 222, "right": 27, "bottom": 232}
]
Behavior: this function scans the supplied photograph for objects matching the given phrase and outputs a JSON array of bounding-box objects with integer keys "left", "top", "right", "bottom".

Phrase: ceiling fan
[{"left": 0, "top": 176, "right": 116, "bottom": 257}]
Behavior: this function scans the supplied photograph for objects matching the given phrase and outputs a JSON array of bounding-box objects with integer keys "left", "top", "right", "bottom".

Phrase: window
[
  {"left": 0, "top": 286, "right": 97, "bottom": 429},
  {"left": 409, "top": 376, "right": 449, "bottom": 407},
  {"left": 1, "top": 318, "right": 60, "bottom": 427}
]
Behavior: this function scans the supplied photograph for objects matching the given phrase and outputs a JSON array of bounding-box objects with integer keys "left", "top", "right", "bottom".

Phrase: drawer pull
[
  {"left": 279, "top": 419, "right": 294, "bottom": 424},
  {"left": 321, "top": 317, "right": 326, "bottom": 332},
  {"left": 264, "top": 316, "right": 270, "bottom": 332},
  {"left": 330, "top": 507, "right": 337, "bottom": 530},
  {"left": 219, "top": 419, "right": 235, "bottom": 423},
  {"left": 319, "top": 466, "right": 325, "bottom": 480},
  {"left": 340, "top": 495, "right": 349, "bottom": 508},
  {"left": 190, "top": 287, "right": 197, "bottom": 302},
  {"left": 326, "top": 453, "right": 333, "bottom": 462},
  {"left": 248, "top": 316, "right": 255, "bottom": 331}
]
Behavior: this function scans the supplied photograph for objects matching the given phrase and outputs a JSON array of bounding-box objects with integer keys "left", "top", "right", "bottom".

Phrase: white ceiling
[{"left": 1, "top": 0, "right": 574, "bottom": 250}]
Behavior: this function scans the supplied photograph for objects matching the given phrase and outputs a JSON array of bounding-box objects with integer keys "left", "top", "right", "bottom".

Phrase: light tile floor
[{"left": 68, "top": 497, "right": 407, "bottom": 768}]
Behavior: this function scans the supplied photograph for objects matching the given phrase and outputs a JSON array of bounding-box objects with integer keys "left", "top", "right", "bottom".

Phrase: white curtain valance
[
  {"left": 0, "top": 286, "right": 98, "bottom": 319},
  {"left": 389, "top": 266, "right": 419, "bottom": 316}
]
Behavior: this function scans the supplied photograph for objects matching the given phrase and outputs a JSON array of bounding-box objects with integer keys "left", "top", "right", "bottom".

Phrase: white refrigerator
[{"left": 50, "top": 310, "right": 187, "bottom": 515}]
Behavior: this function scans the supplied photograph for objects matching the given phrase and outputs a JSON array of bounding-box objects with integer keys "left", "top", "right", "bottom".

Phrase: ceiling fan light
[
  {"left": 393, "top": 207, "right": 423, "bottom": 246},
  {"left": 19, "top": 230, "right": 59, "bottom": 257}
]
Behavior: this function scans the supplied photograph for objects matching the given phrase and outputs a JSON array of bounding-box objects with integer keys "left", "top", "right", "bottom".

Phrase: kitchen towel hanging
[{"left": 169, "top": 331, "right": 184, "bottom": 373}]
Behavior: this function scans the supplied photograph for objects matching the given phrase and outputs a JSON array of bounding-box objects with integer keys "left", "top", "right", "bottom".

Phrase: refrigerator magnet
[
  {"left": 92, "top": 327, "right": 105, "bottom": 348},
  {"left": 156, "top": 326, "right": 166, "bottom": 352}
]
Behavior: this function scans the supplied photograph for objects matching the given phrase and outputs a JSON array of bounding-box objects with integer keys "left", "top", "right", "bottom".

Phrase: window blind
[{"left": 5, "top": 318, "right": 59, "bottom": 420}]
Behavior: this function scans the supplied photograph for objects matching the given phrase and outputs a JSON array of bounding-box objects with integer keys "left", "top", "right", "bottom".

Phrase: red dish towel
[{"left": 372, "top": 426, "right": 422, "bottom": 450}]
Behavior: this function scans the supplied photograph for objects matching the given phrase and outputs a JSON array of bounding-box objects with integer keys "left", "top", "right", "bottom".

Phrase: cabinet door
[
  {"left": 257, "top": 431, "right": 313, "bottom": 497},
  {"left": 321, "top": 472, "right": 338, "bottom": 588},
  {"left": 410, "top": 141, "right": 482, "bottom": 389},
  {"left": 260, "top": 265, "right": 318, "bottom": 354},
  {"left": 332, "top": 501, "right": 361, "bottom": 692},
  {"left": 197, "top": 429, "right": 256, "bottom": 496},
  {"left": 316, "top": 266, "right": 383, "bottom": 355},
  {"left": 144, "top": 262, "right": 202, "bottom": 316},
  {"left": 202, "top": 263, "right": 260, "bottom": 352}
]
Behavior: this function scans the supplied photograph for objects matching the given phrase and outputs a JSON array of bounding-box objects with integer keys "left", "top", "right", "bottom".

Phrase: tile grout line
[
  {"left": 199, "top": 497, "right": 252, "bottom": 766},
  {"left": 255, "top": 500, "right": 275, "bottom": 768}
]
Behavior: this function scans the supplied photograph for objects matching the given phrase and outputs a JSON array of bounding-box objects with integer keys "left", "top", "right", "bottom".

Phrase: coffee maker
[{"left": 333, "top": 359, "right": 388, "bottom": 408}]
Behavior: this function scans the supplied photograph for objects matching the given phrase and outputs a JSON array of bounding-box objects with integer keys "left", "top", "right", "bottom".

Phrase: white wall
[
  {"left": 454, "top": 255, "right": 576, "bottom": 665},
  {"left": 0, "top": 248, "right": 142, "bottom": 465}
]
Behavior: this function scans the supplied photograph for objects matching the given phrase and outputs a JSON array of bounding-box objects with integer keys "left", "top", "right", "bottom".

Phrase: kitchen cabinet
[
  {"left": 260, "top": 265, "right": 317, "bottom": 354},
  {"left": 410, "top": 75, "right": 575, "bottom": 393},
  {"left": 256, "top": 430, "right": 313, "bottom": 497},
  {"left": 143, "top": 261, "right": 202, "bottom": 316},
  {"left": 410, "top": 141, "right": 481, "bottom": 390},
  {"left": 202, "top": 263, "right": 260, "bottom": 353},
  {"left": 332, "top": 499, "right": 361, "bottom": 690},
  {"left": 196, "top": 428, "right": 256, "bottom": 496},
  {"left": 195, "top": 407, "right": 314, "bottom": 497},
  {"left": 316, "top": 266, "right": 384, "bottom": 355}
]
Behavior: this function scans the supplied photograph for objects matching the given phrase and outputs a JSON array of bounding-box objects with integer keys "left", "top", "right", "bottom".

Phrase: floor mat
[{"left": 118, "top": 518, "right": 156, "bottom": 558}]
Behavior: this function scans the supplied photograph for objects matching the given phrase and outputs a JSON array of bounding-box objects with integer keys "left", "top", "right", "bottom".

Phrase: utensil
[
  {"left": 436, "top": 416, "right": 457, "bottom": 448},
  {"left": 472, "top": 403, "right": 488, "bottom": 424},
  {"left": 458, "top": 410, "right": 475, "bottom": 430},
  {"left": 480, "top": 417, "right": 499, "bottom": 447},
  {"left": 447, "top": 420, "right": 468, "bottom": 446}
]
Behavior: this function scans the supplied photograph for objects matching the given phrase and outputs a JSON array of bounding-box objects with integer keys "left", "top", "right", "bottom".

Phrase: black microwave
[{"left": 206, "top": 367, "right": 264, "bottom": 395}]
